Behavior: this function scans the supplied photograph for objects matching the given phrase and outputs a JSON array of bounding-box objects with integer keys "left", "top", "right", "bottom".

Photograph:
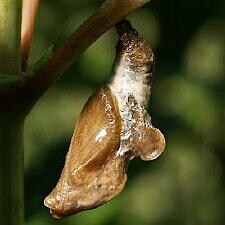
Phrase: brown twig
[
  {"left": 20, "top": 0, "right": 151, "bottom": 108},
  {"left": 21, "top": 0, "right": 40, "bottom": 71}
]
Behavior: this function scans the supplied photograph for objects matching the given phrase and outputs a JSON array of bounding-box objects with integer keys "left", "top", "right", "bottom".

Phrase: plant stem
[
  {"left": 0, "top": 116, "right": 24, "bottom": 225},
  {"left": 0, "top": 1, "right": 24, "bottom": 224},
  {"left": 21, "top": 0, "right": 40, "bottom": 71},
  {"left": 0, "top": 0, "right": 22, "bottom": 75}
]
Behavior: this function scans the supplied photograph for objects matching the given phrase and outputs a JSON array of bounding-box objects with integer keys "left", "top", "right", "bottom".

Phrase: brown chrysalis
[{"left": 44, "top": 20, "right": 165, "bottom": 218}]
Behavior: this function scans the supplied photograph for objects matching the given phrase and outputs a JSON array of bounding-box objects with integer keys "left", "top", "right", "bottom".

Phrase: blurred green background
[{"left": 24, "top": 0, "right": 225, "bottom": 224}]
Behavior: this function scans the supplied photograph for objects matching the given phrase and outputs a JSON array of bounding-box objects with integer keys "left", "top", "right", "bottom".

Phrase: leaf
[
  {"left": 0, "top": 73, "right": 21, "bottom": 85},
  {"left": 28, "top": 44, "right": 54, "bottom": 74}
]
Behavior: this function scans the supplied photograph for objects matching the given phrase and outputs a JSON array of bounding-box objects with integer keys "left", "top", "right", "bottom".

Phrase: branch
[
  {"left": 21, "top": 0, "right": 40, "bottom": 71},
  {"left": 20, "top": 0, "right": 151, "bottom": 106}
]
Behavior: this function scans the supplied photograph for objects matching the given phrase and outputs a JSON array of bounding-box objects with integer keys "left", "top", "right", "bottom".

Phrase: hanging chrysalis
[{"left": 44, "top": 20, "right": 166, "bottom": 218}]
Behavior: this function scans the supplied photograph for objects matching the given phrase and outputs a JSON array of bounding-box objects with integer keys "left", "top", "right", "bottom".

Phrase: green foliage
[
  {"left": 0, "top": 74, "right": 21, "bottom": 84},
  {"left": 25, "top": 0, "right": 225, "bottom": 224},
  {"left": 28, "top": 45, "right": 54, "bottom": 75}
]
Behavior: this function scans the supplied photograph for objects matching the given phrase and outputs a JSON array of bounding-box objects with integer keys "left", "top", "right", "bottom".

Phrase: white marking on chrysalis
[
  {"left": 110, "top": 55, "right": 151, "bottom": 107},
  {"left": 109, "top": 54, "right": 152, "bottom": 157},
  {"left": 95, "top": 128, "right": 107, "bottom": 142}
]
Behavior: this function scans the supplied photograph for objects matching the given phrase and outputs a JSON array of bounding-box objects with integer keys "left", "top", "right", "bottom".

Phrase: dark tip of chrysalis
[
  {"left": 114, "top": 19, "right": 154, "bottom": 69},
  {"left": 115, "top": 19, "right": 138, "bottom": 37}
]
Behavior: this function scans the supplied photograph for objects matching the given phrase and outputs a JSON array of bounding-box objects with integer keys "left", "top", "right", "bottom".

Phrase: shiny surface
[
  {"left": 44, "top": 87, "right": 126, "bottom": 218},
  {"left": 116, "top": 95, "right": 165, "bottom": 160},
  {"left": 44, "top": 20, "right": 165, "bottom": 219}
]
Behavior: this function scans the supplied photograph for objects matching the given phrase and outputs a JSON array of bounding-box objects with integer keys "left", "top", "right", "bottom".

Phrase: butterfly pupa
[{"left": 44, "top": 19, "right": 166, "bottom": 218}]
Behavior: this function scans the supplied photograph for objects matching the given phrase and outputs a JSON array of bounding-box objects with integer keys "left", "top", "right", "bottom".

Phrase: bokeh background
[{"left": 24, "top": 0, "right": 225, "bottom": 224}]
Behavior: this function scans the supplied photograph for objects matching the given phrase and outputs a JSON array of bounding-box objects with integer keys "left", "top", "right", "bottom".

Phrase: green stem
[
  {"left": 0, "top": 116, "right": 24, "bottom": 225},
  {"left": 0, "top": 1, "right": 23, "bottom": 222},
  {"left": 0, "top": 0, "right": 22, "bottom": 75}
]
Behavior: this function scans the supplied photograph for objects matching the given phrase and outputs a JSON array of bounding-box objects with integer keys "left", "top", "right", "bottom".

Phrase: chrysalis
[{"left": 44, "top": 20, "right": 166, "bottom": 218}]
